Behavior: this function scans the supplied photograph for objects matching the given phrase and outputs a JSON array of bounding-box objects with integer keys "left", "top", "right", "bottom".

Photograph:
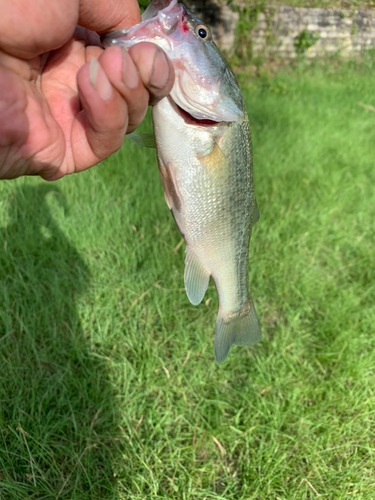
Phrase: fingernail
[
  {"left": 122, "top": 48, "right": 139, "bottom": 89},
  {"left": 89, "top": 58, "right": 113, "bottom": 101},
  {"left": 149, "top": 48, "right": 170, "bottom": 89}
]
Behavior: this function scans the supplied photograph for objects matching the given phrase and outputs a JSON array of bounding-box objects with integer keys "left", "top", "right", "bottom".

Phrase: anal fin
[{"left": 184, "top": 248, "right": 210, "bottom": 306}]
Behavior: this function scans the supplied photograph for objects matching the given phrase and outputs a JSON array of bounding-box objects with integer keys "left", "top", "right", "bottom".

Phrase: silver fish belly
[{"left": 153, "top": 96, "right": 260, "bottom": 363}]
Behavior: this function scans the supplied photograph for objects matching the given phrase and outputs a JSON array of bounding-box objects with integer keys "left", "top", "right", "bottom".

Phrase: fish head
[{"left": 102, "top": 0, "right": 244, "bottom": 125}]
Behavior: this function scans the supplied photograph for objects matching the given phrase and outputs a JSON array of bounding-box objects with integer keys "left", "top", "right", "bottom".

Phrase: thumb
[{"left": 78, "top": 0, "right": 142, "bottom": 33}]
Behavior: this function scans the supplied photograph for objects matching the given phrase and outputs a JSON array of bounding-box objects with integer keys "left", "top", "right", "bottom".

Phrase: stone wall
[
  {"left": 253, "top": 6, "right": 375, "bottom": 58},
  {"left": 185, "top": 2, "right": 375, "bottom": 58}
]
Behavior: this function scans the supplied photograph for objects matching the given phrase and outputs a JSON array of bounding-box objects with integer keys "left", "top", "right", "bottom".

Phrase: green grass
[{"left": 1, "top": 55, "right": 375, "bottom": 499}]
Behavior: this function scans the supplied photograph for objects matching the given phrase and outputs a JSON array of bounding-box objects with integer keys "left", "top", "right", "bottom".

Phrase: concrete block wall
[
  {"left": 253, "top": 6, "right": 375, "bottom": 58},
  {"left": 185, "top": 1, "right": 375, "bottom": 58}
]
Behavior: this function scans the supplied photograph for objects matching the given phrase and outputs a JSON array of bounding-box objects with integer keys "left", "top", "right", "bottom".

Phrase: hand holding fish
[{"left": 0, "top": 0, "right": 174, "bottom": 180}]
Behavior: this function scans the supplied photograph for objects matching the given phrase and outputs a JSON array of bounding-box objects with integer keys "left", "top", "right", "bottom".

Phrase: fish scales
[
  {"left": 154, "top": 101, "right": 252, "bottom": 308},
  {"left": 102, "top": 0, "right": 261, "bottom": 363}
]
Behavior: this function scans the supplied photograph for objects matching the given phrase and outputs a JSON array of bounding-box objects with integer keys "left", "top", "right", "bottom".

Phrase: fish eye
[
  {"left": 198, "top": 27, "right": 207, "bottom": 38},
  {"left": 195, "top": 24, "right": 211, "bottom": 41}
]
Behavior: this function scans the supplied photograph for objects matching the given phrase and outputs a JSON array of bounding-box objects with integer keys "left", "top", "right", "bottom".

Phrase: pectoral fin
[
  {"left": 127, "top": 133, "right": 156, "bottom": 148},
  {"left": 184, "top": 248, "right": 210, "bottom": 305}
]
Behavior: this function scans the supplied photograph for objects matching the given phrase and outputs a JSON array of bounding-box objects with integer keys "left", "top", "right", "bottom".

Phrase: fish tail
[{"left": 214, "top": 299, "right": 261, "bottom": 364}]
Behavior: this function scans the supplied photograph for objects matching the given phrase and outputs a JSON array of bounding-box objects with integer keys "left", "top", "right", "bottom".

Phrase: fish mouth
[{"left": 175, "top": 104, "right": 221, "bottom": 127}]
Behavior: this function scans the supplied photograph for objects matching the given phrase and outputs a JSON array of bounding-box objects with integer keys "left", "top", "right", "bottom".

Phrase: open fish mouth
[{"left": 174, "top": 102, "right": 222, "bottom": 127}]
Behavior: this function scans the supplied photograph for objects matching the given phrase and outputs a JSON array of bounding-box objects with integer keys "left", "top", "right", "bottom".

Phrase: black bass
[{"left": 102, "top": 0, "right": 261, "bottom": 363}]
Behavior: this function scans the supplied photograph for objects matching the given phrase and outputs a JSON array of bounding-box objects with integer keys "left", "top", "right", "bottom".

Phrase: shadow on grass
[{"left": 0, "top": 184, "right": 121, "bottom": 500}]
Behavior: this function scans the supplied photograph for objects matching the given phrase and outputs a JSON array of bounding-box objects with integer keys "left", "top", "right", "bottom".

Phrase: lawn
[{"left": 1, "top": 54, "right": 375, "bottom": 499}]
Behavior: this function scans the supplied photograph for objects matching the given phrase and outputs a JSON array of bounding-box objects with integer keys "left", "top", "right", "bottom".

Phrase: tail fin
[{"left": 214, "top": 299, "right": 261, "bottom": 364}]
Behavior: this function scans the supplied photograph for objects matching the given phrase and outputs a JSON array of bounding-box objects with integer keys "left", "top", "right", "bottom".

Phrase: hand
[{"left": 0, "top": 0, "right": 174, "bottom": 180}]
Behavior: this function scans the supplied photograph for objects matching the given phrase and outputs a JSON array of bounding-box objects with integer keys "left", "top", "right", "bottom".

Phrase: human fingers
[
  {"left": 0, "top": 64, "right": 29, "bottom": 178},
  {"left": 93, "top": 45, "right": 148, "bottom": 133},
  {"left": 0, "top": 0, "right": 78, "bottom": 59},
  {"left": 47, "top": 56, "right": 129, "bottom": 180},
  {"left": 128, "top": 43, "right": 175, "bottom": 107},
  {"left": 60, "top": 41, "right": 174, "bottom": 179},
  {"left": 97, "top": 43, "right": 174, "bottom": 133},
  {"left": 0, "top": 0, "right": 141, "bottom": 60},
  {"left": 79, "top": 0, "right": 141, "bottom": 33}
]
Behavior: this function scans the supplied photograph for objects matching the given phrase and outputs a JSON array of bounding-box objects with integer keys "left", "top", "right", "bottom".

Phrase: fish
[{"left": 102, "top": 0, "right": 261, "bottom": 364}]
